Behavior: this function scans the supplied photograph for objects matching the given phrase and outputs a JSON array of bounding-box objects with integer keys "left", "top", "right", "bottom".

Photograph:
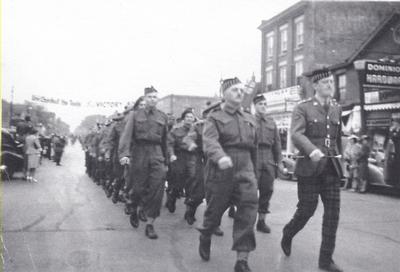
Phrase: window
[
  {"left": 294, "top": 15, "right": 304, "bottom": 48},
  {"left": 294, "top": 55, "right": 304, "bottom": 79},
  {"left": 266, "top": 65, "right": 273, "bottom": 89},
  {"left": 279, "top": 24, "right": 288, "bottom": 54},
  {"left": 338, "top": 74, "right": 346, "bottom": 100},
  {"left": 266, "top": 31, "right": 274, "bottom": 60},
  {"left": 279, "top": 62, "right": 287, "bottom": 88}
]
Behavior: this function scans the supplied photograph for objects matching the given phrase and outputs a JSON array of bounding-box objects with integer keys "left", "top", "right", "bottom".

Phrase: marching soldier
[
  {"left": 182, "top": 103, "right": 225, "bottom": 235},
  {"left": 253, "top": 94, "right": 285, "bottom": 233},
  {"left": 165, "top": 108, "right": 196, "bottom": 215},
  {"left": 198, "top": 78, "right": 258, "bottom": 272},
  {"left": 119, "top": 86, "right": 168, "bottom": 239},
  {"left": 104, "top": 114, "right": 126, "bottom": 201},
  {"left": 281, "top": 69, "right": 343, "bottom": 272}
]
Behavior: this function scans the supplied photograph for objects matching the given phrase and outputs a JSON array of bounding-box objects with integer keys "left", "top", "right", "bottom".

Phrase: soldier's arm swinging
[
  {"left": 118, "top": 111, "right": 135, "bottom": 160},
  {"left": 202, "top": 117, "right": 227, "bottom": 164},
  {"left": 291, "top": 105, "right": 319, "bottom": 156}
]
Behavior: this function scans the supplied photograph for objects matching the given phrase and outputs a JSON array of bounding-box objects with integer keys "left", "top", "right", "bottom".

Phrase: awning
[{"left": 365, "top": 102, "right": 400, "bottom": 111}]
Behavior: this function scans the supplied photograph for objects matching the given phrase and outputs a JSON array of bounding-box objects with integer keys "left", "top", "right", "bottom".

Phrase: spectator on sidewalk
[
  {"left": 25, "top": 128, "right": 42, "bottom": 183},
  {"left": 357, "top": 135, "right": 371, "bottom": 193},
  {"left": 342, "top": 135, "right": 361, "bottom": 190}
]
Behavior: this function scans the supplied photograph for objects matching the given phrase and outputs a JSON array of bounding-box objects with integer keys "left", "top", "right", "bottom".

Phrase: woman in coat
[{"left": 25, "top": 128, "right": 42, "bottom": 182}]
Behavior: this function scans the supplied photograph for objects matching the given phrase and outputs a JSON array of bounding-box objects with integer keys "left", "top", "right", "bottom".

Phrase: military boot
[
  {"left": 184, "top": 205, "right": 196, "bottom": 225},
  {"left": 165, "top": 193, "right": 176, "bottom": 213}
]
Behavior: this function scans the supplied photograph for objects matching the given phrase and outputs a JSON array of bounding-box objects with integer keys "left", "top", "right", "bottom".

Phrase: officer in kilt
[{"left": 281, "top": 68, "right": 344, "bottom": 272}]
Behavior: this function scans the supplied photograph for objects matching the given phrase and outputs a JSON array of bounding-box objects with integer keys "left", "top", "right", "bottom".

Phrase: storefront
[
  {"left": 264, "top": 85, "right": 302, "bottom": 154},
  {"left": 361, "top": 61, "right": 400, "bottom": 187}
]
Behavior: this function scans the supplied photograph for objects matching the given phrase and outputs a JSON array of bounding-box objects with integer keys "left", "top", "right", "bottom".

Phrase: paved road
[{"left": 2, "top": 144, "right": 400, "bottom": 272}]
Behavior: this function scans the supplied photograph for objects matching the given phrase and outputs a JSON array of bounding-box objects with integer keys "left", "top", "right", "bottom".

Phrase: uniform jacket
[
  {"left": 183, "top": 120, "right": 205, "bottom": 156},
  {"left": 118, "top": 107, "right": 168, "bottom": 162},
  {"left": 291, "top": 96, "right": 342, "bottom": 177},
  {"left": 203, "top": 104, "right": 257, "bottom": 168},
  {"left": 255, "top": 113, "right": 282, "bottom": 177},
  {"left": 167, "top": 123, "right": 192, "bottom": 157}
]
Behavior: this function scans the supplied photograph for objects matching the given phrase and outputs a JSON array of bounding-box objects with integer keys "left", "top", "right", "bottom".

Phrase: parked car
[{"left": 1, "top": 128, "right": 25, "bottom": 179}]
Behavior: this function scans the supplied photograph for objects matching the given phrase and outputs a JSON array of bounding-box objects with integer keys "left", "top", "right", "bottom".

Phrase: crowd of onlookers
[
  {"left": 342, "top": 135, "right": 371, "bottom": 193},
  {"left": 14, "top": 115, "right": 67, "bottom": 182}
]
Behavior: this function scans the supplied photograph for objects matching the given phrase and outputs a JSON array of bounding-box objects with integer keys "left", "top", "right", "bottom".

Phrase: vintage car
[{"left": 1, "top": 128, "right": 25, "bottom": 179}]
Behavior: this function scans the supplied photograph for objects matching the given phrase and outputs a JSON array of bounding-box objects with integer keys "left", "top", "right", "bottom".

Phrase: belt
[
  {"left": 258, "top": 143, "right": 272, "bottom": 148},
  {"left": 222, "top": 145, "right": 254, "bottom": 151},
  {"left": 135, "top": 140, "right": 161, "bottom": 146}
]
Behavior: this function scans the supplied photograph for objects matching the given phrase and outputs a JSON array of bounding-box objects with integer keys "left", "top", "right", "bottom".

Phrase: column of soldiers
[{"left": 81, "top": 68, "right": 344, "bottom": 272}]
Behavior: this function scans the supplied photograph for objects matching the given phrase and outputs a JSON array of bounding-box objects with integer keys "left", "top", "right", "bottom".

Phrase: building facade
[
  {"left": 157, "top": 94, "right": 219, "bottom": 119},
  {"left": 258, "top": 1, "right": 400, "bottom": 187}
]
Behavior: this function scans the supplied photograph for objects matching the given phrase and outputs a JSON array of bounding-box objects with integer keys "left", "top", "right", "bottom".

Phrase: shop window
[{"left": 338, "top": 74, "right": 346, "bottom": 100}]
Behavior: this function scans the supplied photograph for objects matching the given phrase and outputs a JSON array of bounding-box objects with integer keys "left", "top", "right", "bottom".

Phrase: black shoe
[
  {"left": 165, "top": 195, "right": 176, "bottom": 213},
  {"left": 124, "top": 205, "right": 132, "bottom": 215},
  {"left": 319, "top": 261, "right": 344, "bottom": 272},
  {"left": 256, "top": 220, "right": 271, "bottom": 233},
  {"left": 281, "top": 232, "right": 292, "bottom": 256},
  {"left": 184, "top": 206, "right": 196, "bottom": 225},
  {"left": 228, "top": 206, "right": 236, "bottom": 218},
  {"left": 138, "top": 209, "right": 148, "bottom": 222},
  {"left": 198, "top": 234, "right": 211, "bottom": 261},
  {"left": 234, "top": 260, "right": 252, "bottom": 272},
  {"left": 105, "top": 188, "right": 113, "bottom": 198},
  {"left": 145, "top": 224, "right": 158, "bottom": 239},
  {"left": 213, "top": 227, "right": 224, "bottom": 237},
  {"left": 129, "top": 210, "right": 139, "bottom": 228},
  {"left": 111, "top": 192, "right": 119, "bottom": 204}
]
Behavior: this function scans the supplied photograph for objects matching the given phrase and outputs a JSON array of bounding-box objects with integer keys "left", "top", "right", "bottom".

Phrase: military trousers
[
  {"left": 128, "top": 144, "right": 166, "bottom": 219},
  {"left": 201, "top": 148, "right": 258, "bottom": 252},
  {"left": 257, "top": 168, "right": 274, "bottom": 214},
  {"left": 184, "top": 153, "right": 205, "bottom": 208},
  {"left": 283, "top": 169, "right": 341, "bottom": 262}
]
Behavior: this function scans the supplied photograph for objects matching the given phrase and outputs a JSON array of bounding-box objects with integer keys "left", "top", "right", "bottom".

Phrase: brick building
[
  {"left": 258, "top": 1, "right": 400, "bottom": 95},
  {"left": 157, "top": 94, "right": 219, "bottom": 119},
  {"left": 258, "top": 1, "right": 400, "bottom": 187}
]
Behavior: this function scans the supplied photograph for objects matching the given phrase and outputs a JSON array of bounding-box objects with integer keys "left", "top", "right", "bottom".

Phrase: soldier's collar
[
  {"left": 223, "top": 103, "right": 242, "bottom": 115},
  {"left": 312, "top": 95, "right": 334, "bottom": 106},
  {"left": 256, "top": 112, "right": 267, "bottom": 120}
]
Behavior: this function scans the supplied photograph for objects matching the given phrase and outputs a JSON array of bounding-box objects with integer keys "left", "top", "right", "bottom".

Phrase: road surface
[{"left": 2, "top": 144, "right": 400, "bottom": 272}]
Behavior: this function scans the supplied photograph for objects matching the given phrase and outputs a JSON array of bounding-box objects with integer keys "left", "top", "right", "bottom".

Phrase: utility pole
[{"left": 9, "top": 86, "right": 14, "bottom": 127}]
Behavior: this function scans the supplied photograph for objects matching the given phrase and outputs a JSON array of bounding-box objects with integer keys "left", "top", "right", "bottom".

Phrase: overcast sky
[{"left": 2, "top": 0, "right": 299, "bottom": 130}]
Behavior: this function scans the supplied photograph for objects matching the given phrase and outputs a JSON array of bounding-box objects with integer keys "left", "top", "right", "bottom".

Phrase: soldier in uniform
[
  {"left": 183, "top": 102, "right": 225, "bottom": 236},
  {"left": 281, "top": 69, "right": 343, "bottom": 272},
  {"left": 119, "top": 86, "right": 168, "bottom": 239},
  {"left": 253, "top": 94, "right": 285, "bottom": 233},
  {"left": 165, "top": 108, "right": 196, "bottom": 215},
  {"left": 198, "top": 78, "right": 258, "bottom": 272},
  {"left": 104, "top": 114, "right": 125, "bottom": 201}
]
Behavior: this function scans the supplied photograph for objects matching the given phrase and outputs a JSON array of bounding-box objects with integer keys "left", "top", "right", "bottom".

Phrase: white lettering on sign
[
  {"left": 366, "top": 74, "right": 400, "bottom": 85},
  {"left": 367, "top": 63, "right": 400, "bottom": 73}
]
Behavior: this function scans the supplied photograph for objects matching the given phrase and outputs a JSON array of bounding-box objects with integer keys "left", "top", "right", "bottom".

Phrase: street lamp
[{"left": 353, "top": 59, "right": 367, "bottom": 134}]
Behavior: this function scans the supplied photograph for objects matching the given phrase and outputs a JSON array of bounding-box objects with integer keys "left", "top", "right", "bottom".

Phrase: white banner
[{"left": 31, "top": 95, "right": 124, "bottom": 108}]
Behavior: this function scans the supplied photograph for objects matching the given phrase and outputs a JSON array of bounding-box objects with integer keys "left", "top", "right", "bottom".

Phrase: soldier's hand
[
  {"left": 278, "top": 163, "right": 288, "bottom": 175},
  {"left": 170, "top": 155, "right": 177, "bottom": 162},
  {"left": 188, "top": 143, "right": 197, "bottom": 152},
  {"left": 218, "top": 156, "right": 233, "bottom": 170},
  {"left": 120, "top": 157, "right": 130, "bottom": 165},
  {"left": 309, "top": 149, "right": 325, "bottom": 162}
]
